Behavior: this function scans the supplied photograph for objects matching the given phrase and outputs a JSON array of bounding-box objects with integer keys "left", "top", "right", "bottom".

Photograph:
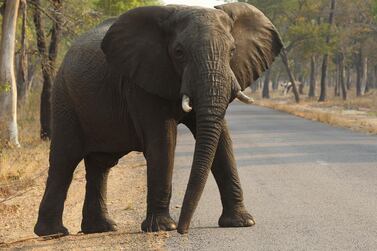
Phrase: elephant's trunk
[{"left": 177, "top": 77, "right": 229, "bottom": 234}]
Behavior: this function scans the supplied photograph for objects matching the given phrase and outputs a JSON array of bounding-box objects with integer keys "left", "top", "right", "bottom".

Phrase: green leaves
[
  {"left": 0, "top": 82, "right": 11, "bottom": 93},
  {"left": 373, "top": 0, "right": 377, "bottom": 22}
]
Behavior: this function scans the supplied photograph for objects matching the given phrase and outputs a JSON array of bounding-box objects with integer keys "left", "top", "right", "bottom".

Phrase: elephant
[{"left": 34, "top": 2, "right": 282, "bottom": 236}]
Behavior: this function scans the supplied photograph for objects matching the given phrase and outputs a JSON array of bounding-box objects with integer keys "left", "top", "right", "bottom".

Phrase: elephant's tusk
[
  {"left": 230, "top": 70, "right": 254, "bottom": 104},
  {"left": 182, "top": 94, "right": 192, "bottom": 112},
  {"left": 236, "top": 91, "right": 255, "bottom": 104}
]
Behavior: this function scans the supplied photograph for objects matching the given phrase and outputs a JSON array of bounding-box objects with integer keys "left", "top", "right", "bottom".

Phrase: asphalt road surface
[{"left": 167, "top": 102, "right": 377, "bottom": 250}]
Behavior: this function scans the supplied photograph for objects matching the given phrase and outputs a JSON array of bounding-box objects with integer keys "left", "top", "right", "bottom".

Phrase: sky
[{"left": 163, "top": 0, "right": 226, "bottom": 8}]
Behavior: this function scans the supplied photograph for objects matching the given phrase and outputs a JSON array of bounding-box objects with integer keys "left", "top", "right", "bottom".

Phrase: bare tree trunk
[
  {"left": 33, "top": 0, "right": 63, "bottom": 140},
  {"left": 17, "top": 0, "right": 28, "bottom": 102},
  {"left": 298, "top": 73, "right": 305, "bottom": 95},
  {"left": 27, "top": 58, "right": 39, "bottom": 92},
  {"left": 339, "top": 53, "right": 347, "bottom": 100},
  {"left": 33, "top": 0, "right": 52, "bottom": 140},
  {"left": 367, "top": 67, "right": 372, "bottom": 89},
  {"left": 361, "top": 56, "right": 368, "bottom": 94},
  {"left": 308, "top": 55, "right": 316, "bottom": 97},
  {"left": 356, "top": 51, "right": 362, "bottom": 96},
  {"left": 319, "top": 0, "right": 336, "bottom": 102},
  {"left": 48, "top": 0, "right": 63, "bottom": 75},
  {"left": 272, "top": 72, "right": 280, "bottom": 90},
  {"left": 318, "top": 53, "right": 329, "bottom": 101},
  {"left": 0, "top": 0, "right": 21, "bottom": 147},
  {"left": 346, "top": 65, "right": 351, "bottom": 90},
  {"left": 262, "top": 69, "right": 271, "bottom": 98},
  {"left": 334, "top": 56, "right": 340, "bottom": 97},
  {"left": 281, "top": 48, "right": 300, "bottom": 103},
  {"left": 250, "top": 80, "right": 257, "bottom": 93}
]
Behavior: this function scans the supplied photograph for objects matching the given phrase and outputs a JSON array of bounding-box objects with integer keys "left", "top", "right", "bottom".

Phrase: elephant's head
[{"left": 101, "top": 2, "right": 282, "bottom": 234}]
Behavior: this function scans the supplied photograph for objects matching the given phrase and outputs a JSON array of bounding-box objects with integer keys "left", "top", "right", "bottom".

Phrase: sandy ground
[{"left": 0, "top": 152, "right": 168, "bottom": 250}]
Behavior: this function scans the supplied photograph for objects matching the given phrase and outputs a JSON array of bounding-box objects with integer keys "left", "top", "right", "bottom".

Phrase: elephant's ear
[
  {"left": 215, "top": 3, "right": 283, "bottom": 90},
  {"left": 101, "top": 6, "right": 180, "bottom": 100}
]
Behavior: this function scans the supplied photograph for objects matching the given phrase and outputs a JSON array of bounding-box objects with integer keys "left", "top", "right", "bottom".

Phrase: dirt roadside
[
  {"left": 0, "top": 152, "right": 169, "bottom": 250},
  {"left": 255, "top": 99, "right": 377, "bottom": 135}
]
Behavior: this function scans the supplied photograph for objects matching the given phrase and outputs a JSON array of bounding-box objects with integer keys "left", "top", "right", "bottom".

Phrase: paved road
[{"left": 167, "top": 102, "right": 377, "bottom": 250}]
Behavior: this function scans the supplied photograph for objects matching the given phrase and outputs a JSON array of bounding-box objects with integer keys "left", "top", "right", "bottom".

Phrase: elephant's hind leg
[
  {"left": 34, "top": 105, "right": 84, "bottom": 237},
  {"left": 81, "top": 153, "right": 119, "bottom": 234},
  {"left": 34, "top": 154, "right": 82, "bottom": 237}
]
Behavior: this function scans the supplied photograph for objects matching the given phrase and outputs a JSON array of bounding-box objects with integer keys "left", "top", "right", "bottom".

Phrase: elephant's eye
[
  {"left": 175, "top": 47, "right": 184, "bottom": 60},
  {"left": 230, "top": 47, "right": 236, "bottom": 58}
]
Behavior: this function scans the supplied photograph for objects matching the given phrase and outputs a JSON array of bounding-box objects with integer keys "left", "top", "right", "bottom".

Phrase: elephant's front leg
[
  {"left": 212, "top": 123, "right": 255, "bottom": 228},
  {"left": 183, "top": 118, "right": 254, "bottom": 228},
  {"left": 141, "top": 119, "right": 178, "bottom": 232}
]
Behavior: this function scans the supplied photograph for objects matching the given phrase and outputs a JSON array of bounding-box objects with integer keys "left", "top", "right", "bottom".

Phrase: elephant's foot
[
  {"left": 218, "top": 208, "right": 255, "bottom": 228},
  {"left": 34, "top": 220, "right": 69, "bottom": 237},
  {"left": 141, "top": 214, "right": 177, "bottom": 232},
  {"left": 81, "top": 215, "right": 117, "bottom": 234}
]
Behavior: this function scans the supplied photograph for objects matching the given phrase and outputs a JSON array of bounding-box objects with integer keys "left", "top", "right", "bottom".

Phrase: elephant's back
[
  {"left": 61, "top": 18, "right": 118, "bottom": 91},
  {"left": 74, "top": 18, "right": 117, "bottom": 46}
]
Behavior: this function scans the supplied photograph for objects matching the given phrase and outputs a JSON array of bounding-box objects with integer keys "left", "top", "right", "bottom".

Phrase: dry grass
[
  {"left": 0, "top": 89, "right": 49, "bottom": 195},
  {"left": 254, "top": 89, "right": 377, "bottom": 134},
  {"left": 309, "top": 90, "right": 377, "bottom": 112}
]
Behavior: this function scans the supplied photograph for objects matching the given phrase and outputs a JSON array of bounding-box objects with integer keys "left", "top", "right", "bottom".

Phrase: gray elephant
[{"left": 34, "top": 2, "right": 282, "bottom": 236}]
